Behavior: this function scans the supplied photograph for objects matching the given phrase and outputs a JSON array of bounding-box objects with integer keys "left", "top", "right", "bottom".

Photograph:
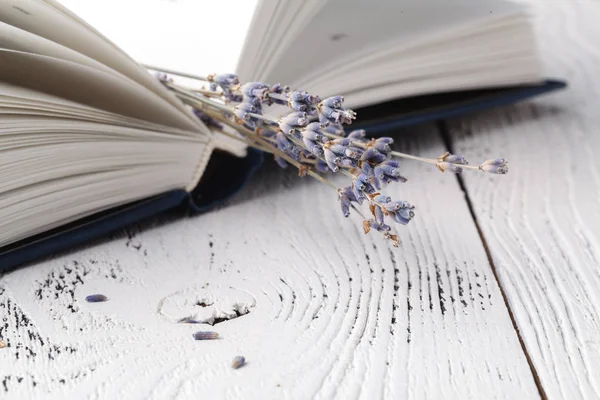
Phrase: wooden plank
[
  {"left": 445, "top": 1, "right": 600, "bottom": 399},
  {"left": 0, "top": 127, "right": 539, "bottom": 399}
]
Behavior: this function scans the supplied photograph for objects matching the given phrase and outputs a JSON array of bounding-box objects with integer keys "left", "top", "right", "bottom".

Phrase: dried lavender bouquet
[{"left": 154, "top": 71, "right": 508, "bottom": 247}]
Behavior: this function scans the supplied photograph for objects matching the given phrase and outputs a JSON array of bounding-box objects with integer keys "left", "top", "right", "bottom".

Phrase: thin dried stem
[{"left": 143, "top": 65, "right": 209, "bottom": 82}]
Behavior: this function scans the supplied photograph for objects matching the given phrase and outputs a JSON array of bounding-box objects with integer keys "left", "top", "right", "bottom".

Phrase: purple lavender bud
[
  {"left": 85, "top": 294, "right": 108, "bottom": 303},
  {"left": 270, "top": 83, "right": 288, "bottom": 94},
  {"left": 276, "top": 132, "right": 293, "bottom": 151},
  {"left": 279, "top": 123, "right": 295, "bottom": 135},
  {"left": 339, "top": 186, "right": 357, "bottom": 202},
  {"left": 376, "top": 137, "right": 394, "bottom": 145},
  {"left": 383, "top": 201, "right": 402, "bottom": 212},
  {"left": 212, "top": 73, "right": 239, "bottom": 86},
  {"left": 285, "top": 147, "right": 301, "bottom": 161},
  {"left": 373, "top": 194, "right": 391, "bottom": 203},
  {"left": 328, "top": 144, "right": 347, "bottom": 156},
  {"left": 392, "top": 212, "right": 412, "bottom": 225},
  {"left": 368, "top": 219, "right": 391, "bottom": 232},
  {"left": 290, "top": 90, "right": 319, "bottom": 104},
  {"left": 397, "top": 207, "right": 414, "bottom": 221},
  {"left": 242, "top": 94, "right": 263, "bottom": 108},
  {"left": 345, "top": 147, "right": 364, "bottom": 159},
  {"left": 354, "top": 173, "right": 369, "bottom": 190},
  {"left": 372, "top": 141, "right": 392, "bottom": 153},
  {"left": 375, "top": 164, "right": 401, "bottom": 178},
  {"left": 339, "top": 194, "right": 351, "bottom": 217},
  {"left": 339, "top": 109, "right": 357, "bottom": 124},
  {"left": 225, "top": 91, "right": 244, "bottom": 103},
  {"left": 324, "top": 148, "right": 340, "bottom": 172},
  {"left": 354, "top": 173, "right": 375, "bottom": 194},
  {"left": 302, "top": 129, "right": 323, "bottom": 141},
  {"left": 289, "top": 100, "right": 309, "bottom": 112},
  {"left": 389, "top": 175, "right": 408, "bottom": 183},
  {"left": 234, "top": 108, "right": 249, "bottom": 121},
  {"left": 319, "top": 106, "right": 338, "bottom": 125},
  {"left": 339, "top": 158, "right": 358, "bottom": 168},
  {"left": 333, "top": 138, "right": 351, "bottom": 146},
  {"left": 236, "top": 102, "right": 258, "bottom": 113},
  {"left": 192, "top": 331, "right": 219, "bottom": 340},
  {"left": 321, "top": 96, "right": 344, "bottom": 108},
  {"left": 444, "top": 154, "right": 468, "bottom": 164},
  {"left": 316, "top": 159, "right": 328, "bottom": 172},
  {"left": 305, "top": 122, "right": 321, "bottom": 132},
  {"left": 307, "top": 93, "right": 321, "bottom": 104},
  {"left": 481, "top": 158, "right": 506, "bottom": 166},
  {"left": 348, "top": 129, "right": 366, "bottom": 139},
  {"left": 361, "top": 163, "right": 374, "bottom": 176},
  {"left": 437, "top": 162, "right": 463, "bottom": 173},
  {"left": 322, "top": 124, "right": 345, "bottom": 136},
  {"left": 274, "top": 156, "right": 287, "bottom": 169},
  {"left": 303, "top": 137, "right": 323, "bottom": 156},
  {"left": 280, "top": 112, "right": 309, "bottom": 127},
  {"left": 372, "top": 177, "right": 382, "bottom": 190},
  {"left": 241, "top": 82, "right": 268, "bottom": 97},
  {"left": 232, "top": 356, "right": 246, "bottom": 369},
  {"left": 381, "top": 160, "right": 400, "bottom": 168},
  {"left": 480, "top": 164, "right": 509, "bottom": 174},
  {"left": 361, "top": 148, "right": 387, "bottom": 164},
  {"left": 154, "top": 72, "right": 170, "bottom": 82},
  {"left": 374, "top": 205, "right": 385, "bottom": 225},
  {"left": 352, "top": 185, "right": 366, "bottom": 203}
]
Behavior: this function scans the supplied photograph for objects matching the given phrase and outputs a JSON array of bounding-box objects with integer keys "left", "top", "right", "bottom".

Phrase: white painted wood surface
[
  {"left": 1, "top": 1, "right": 599, "bottom": 399},
  {"left": 446, "top": 1, "right": 600, "bottom": 399},
  {"left": 0, "top": 125, "right": 540, "bottom": 399}
]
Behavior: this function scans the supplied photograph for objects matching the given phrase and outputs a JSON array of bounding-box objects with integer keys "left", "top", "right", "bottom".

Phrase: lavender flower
[
  {"left": 208, "top": 73, "right": 239, "bottom": 87},
  {"left": 436, "top": 161, "right": 463, "bottom": 173},
  {"left": 323, "top": 124, "right": 345, "bottom": 137},
  {"left": 157, "top": 71, "right": 510, "bottom": 248},
  {"left": 373, "top": 160, "right": 407, "bottom": 188},
  {"left": 85, "top": 294, "right": 108, "bottom": 303},
  {"left": 318, "top": 96, "right": 356, "bottom": 125},
  {"left": 232, "top": 356, "right": 246, "bottom": 369},
  {"left": 480, "top": 158, "right": 508, "bottom": 174},
  {"left": 280, "top": 112, "right": 309, "bottom": 128},
  {"left": 364, "top": 219, "right": 392, "bottom": 233},
  {"left": 438, "top": 152, "right": 468, "bottom": 165},
  {"left": 316, "top": 159, "right": 329, "bottom": 173},
  {"left": 324, "top": 148, "right": 341, "bottom": 172},
  {"left": 241, "top": 82, "right": 269, "bottom": 98},
  {"left": 339, "top": 186, "right": 361, "bottom": 216},
  {"left": 193, "top": 331, "right": 219, "bottom": 340},
  {"left": 348, "top": 129, "right": 366, "bottom": 140},
  {"left": 361, "top": 148, "right": 387, "bottom": 164},
  {"left": 371, "top": 137, "right": 394, "bottom": 154}
]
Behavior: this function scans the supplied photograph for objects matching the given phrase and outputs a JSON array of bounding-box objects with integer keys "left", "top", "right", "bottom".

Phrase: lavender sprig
[{"left": 156, "top": 71, "right": 509, "bottom": 247}]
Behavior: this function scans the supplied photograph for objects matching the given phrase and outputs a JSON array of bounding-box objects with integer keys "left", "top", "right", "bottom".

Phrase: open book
[{"left": 0, "top": 0, "right": 564, "bottom": 271}]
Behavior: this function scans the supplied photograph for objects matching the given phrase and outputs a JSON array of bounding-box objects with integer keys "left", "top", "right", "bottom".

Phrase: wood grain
[
  {"left": 0, "top": 127, "right": 539, "bottom": 399},
  {"left": 446, "top": 1, "right": 600, "bottom": 399}
]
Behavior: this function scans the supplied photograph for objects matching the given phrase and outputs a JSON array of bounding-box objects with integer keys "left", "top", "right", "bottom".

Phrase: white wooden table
[{"left": 1, "top": 1, "right": 600, "bottom": 399}]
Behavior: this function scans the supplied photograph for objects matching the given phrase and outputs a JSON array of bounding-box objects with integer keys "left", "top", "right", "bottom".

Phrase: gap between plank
[{"left": 436, "top": 120, "right": 548, "bottom": 400}]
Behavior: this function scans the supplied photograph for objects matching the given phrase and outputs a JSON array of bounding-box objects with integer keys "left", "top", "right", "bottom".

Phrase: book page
[
  {"left": 253, "top": 0, "right": 525, "bottom": 85},
  {"left": 0, "top": 0, "right": 203, "bottom": 129},
  {"left": 0, "top": 48, "right": 200, "bottom": 131}
]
